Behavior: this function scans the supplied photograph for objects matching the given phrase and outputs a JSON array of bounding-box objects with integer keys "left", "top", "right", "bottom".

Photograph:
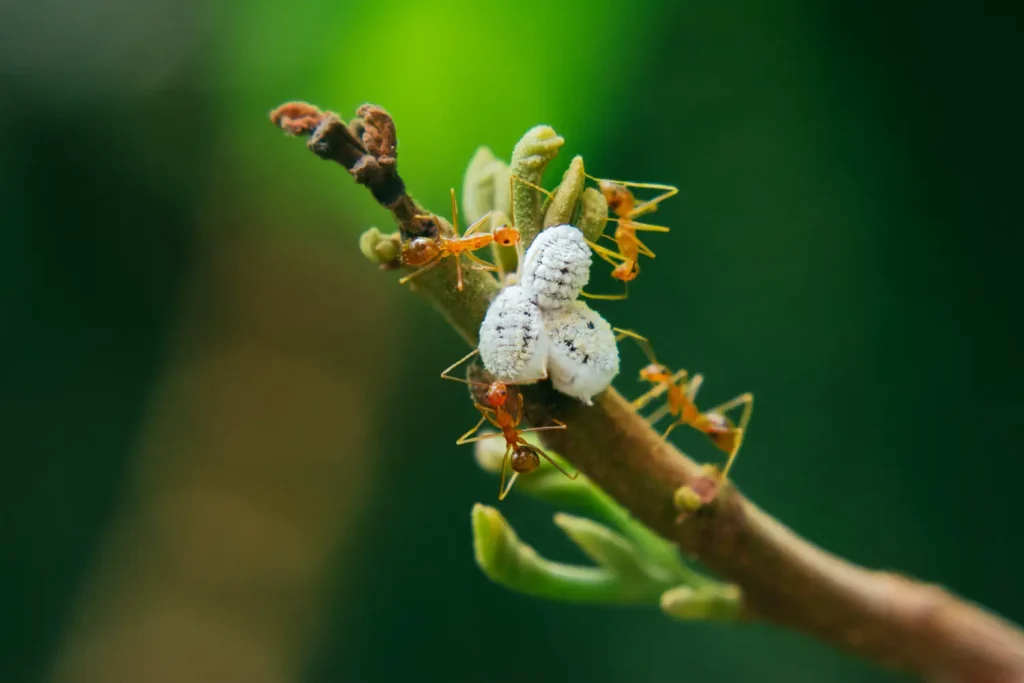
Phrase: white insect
[
  {"left": 542, "top": 300, "right": 620, "bottom": 405},
  {"left": 519, "top": 224, "right": 592, "bottom": 311},
  {"left": 478, "top": 284, "right": 550, "bottom": 383}
]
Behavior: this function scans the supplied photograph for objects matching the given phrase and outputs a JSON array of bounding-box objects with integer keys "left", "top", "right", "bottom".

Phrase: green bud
[
  {"left": 510, "top": 126, "right": 564, "bottom": 248},
  {"left": 674, "top": 485, "right": 706, "bottom": 513},
  {"left": 462, "top": 146, "right": 511, "bottom": 228},
  {"left": 359, "top": 227, "right": 400, "bottom": 266},
  {"left": 359, "top": 227, "right": 384, "bottom": 262},
  {"left": 660, "top": 584, "right": 743, "bottom": 621},
  {"left": 543, "top": 156, "right": 586, "bottom": 229},
  {"left": 577, "top": 187, "right": 609, "bottom": 243},
  {"left": 553, "top": 513, "right": 676, "bottom": 601},
  {"left": 471, "top": 504, "right": 621, "bottom": 603}
]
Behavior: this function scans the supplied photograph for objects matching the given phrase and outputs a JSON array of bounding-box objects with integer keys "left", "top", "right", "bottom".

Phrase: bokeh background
[{"left": 2, "top": 1, "right": 1021, "bottom": 681}]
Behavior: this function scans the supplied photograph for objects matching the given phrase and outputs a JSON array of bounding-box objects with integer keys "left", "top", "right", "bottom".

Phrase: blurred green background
[{"left": 2, "top": 1, "right": 1021, "bottom": 681}]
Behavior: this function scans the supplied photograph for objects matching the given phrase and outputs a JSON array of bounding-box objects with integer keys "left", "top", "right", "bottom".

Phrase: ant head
[
  {"left": 598, "top": 181, "right": 633, "bottom": 215},
  {"left": 402, "top": 237, "right": 439, "bottom": 266},
  {"left": 612, "top": 260, "right": 640, "bottom": 282},
  {"left": 510, "top": 445, "right": 541, "bottom": 474},
  {"left": 492, "top": 225, "right": 520, "bottom": 247},
  {"left": 640, "top": 363, "right": 670, "bottom": 383},
  {"left": 485, "top": 382, "right": 509, "bottom": 408}
]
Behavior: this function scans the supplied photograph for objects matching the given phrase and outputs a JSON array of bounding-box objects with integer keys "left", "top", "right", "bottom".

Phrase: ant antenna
[
  {"left": 613, "top": 327, "right": 660, "bottom": 366},
  {"left": 449, "top": 187, "right": 460, "bottom": 236},
  {"left": 440, "top": 348, "right": 486, "bottom": 386}
]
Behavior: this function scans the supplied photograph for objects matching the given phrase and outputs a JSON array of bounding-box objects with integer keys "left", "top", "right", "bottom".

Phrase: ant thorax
[
  {"left": 519, "top": 225, "right": 592, "bottom": 310},
  {"left": 542, "top": 300, "right": 620, "bottom": 405},
  {"left": 478, "top": 285, "right": 550, "bottom": 383}
]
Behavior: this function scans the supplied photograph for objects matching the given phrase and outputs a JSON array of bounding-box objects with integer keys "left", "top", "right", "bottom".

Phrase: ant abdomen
[
  {"left": 510, "top": 446, "right": 541, "bottom": 474},
  {"left": 402, "top": 237, "right": 440, "bottom": 266}
]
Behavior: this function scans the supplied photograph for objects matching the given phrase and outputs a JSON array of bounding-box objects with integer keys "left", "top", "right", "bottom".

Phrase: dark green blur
[{"left": 1, "top": 1, "right": 1020, "bottom": 682}]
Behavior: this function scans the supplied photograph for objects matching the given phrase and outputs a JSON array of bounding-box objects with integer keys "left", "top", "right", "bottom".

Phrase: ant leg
[
  {"left": 660, "top": 419, "right": 682, "bottom": 444},
  {"left": 456, "top": 405, "right": 504, "bottom": 445},
  {"left": 456, "top": 414, "right": 490, "bottom": 445},
  {"left": 629, "top": 369, "right": 689, "bottom": 411},
  {"left": 705, "top": 393, "right": 754, "bottom": 480},
  {"left": 455, "top": 253, "right": 465, "bottom": 291},
  {"left": 626, "top": 219, "right": 671, "bottom": 233},
  {"left": 533, "top": 446, "right": 579, "bottom": 481},
  {"left": 580, "top": 284, "right": 628, "bottom": 301},
  {"left": 398, "top": 256, "right": 445, "bottom": 285},
  {"left": 624, "top": 183, "right": 678, "bottom": 219},
  {"left": 440, "top": 348, "right": 484, "bottom": 386},
  {"left": 645, "top": 402, "right": 673, "bottom": 426},
  {"left": 686, "top": 373, "right": 705, "bottom": 403},
  {"left": 516, "top": 418, "right": 568, "bottom": 435},
  {"left": 504, "top": 374, "right": 550, "bottom": 387},
  {"left": 583, "top": 174, "right": 679, "bottom": 218},
  {"left": 498, "top": 446, "right": 517, "bottom": 500},
  {"left": 592, "top": 246, "right": 627, "bottom": 266},
  {"left": 464, "top": 250, "right": 500, "bottom": 272},
  {"left": 705, "top": 392, "right": 753, "bottom": 426},
  {"left": 719, "top": 425, "right": 750, "bottom": 482},
  {"left": 607, "top": 216, "right": 671, "bottom": 235},
  {"left": 631, "top": 234, "right": 657, "bottom": 259},
  {"left": 586, "top": 239, "right": 628, "bottom": 264}
]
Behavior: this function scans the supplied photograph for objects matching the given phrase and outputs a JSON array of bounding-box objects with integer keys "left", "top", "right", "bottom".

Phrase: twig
[{"left": 271, "top": 101, "right": 1024, "bottom": 683}]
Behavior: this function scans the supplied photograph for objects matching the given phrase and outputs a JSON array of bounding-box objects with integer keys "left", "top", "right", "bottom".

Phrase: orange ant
[
  {"left": 400, "top": 188, "right": 521, "bottom": 291},
  {"left": 582, "top": 175, "right": 678, "bottom": 300},
  {"left": 614, "top": 328, "right": 753, "bottom": 482},
  {"left": 440, "top": 348, "right": 575, "bottom": 500}
]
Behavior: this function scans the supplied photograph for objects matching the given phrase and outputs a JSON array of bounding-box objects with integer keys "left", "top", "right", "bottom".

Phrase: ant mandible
[
  {"left": 614, "top": 328, "right": 753, "bottom": 482},
  {"left": 399, "top": 188, "right": 522, "bottom": 292},
  {"left": 440, "top": 348, "right": 575, "bottom": 499}
]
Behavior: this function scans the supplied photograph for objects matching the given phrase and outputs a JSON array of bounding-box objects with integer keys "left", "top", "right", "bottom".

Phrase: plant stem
[{"left": 274, "top": 102, "right": 1024, "bottom": 683}]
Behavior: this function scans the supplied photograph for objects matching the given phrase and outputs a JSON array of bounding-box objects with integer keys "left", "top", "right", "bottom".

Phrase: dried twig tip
[
  {"left": 356, "top": 104, "right": 398, "bottom": 159},
  {"left": 269, "top": 101, "right": 325, "bottom": 136}
]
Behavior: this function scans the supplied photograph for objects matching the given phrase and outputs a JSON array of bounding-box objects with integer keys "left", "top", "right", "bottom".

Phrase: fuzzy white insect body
[
  {"left": 519, "top": 224, "right": 592, "bottom": 311},
  {"left": 543, "top": 300, "right": 620, "bottom": 405},
  {"left": 478, "top": 285, "right": 549, "bottom": 383}
]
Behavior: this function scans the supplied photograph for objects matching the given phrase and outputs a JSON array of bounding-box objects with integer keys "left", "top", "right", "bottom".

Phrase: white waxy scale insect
[
  {"left": 519, "top": 224, "right": 592, "bottom": 311},
  {"left": 478, "top": 284, "right": 550, "bottom": 383},
  {"left": 542, "top": 300, "right": 620, "bottom": 405}
]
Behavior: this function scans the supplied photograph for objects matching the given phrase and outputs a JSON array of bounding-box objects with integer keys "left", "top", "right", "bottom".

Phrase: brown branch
[
  {"left": 519, "top": 385, "right": 1024, "bottom": 683},
  {"left": 271, "top": 102, "right": 1024, "bottom": 683}
]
